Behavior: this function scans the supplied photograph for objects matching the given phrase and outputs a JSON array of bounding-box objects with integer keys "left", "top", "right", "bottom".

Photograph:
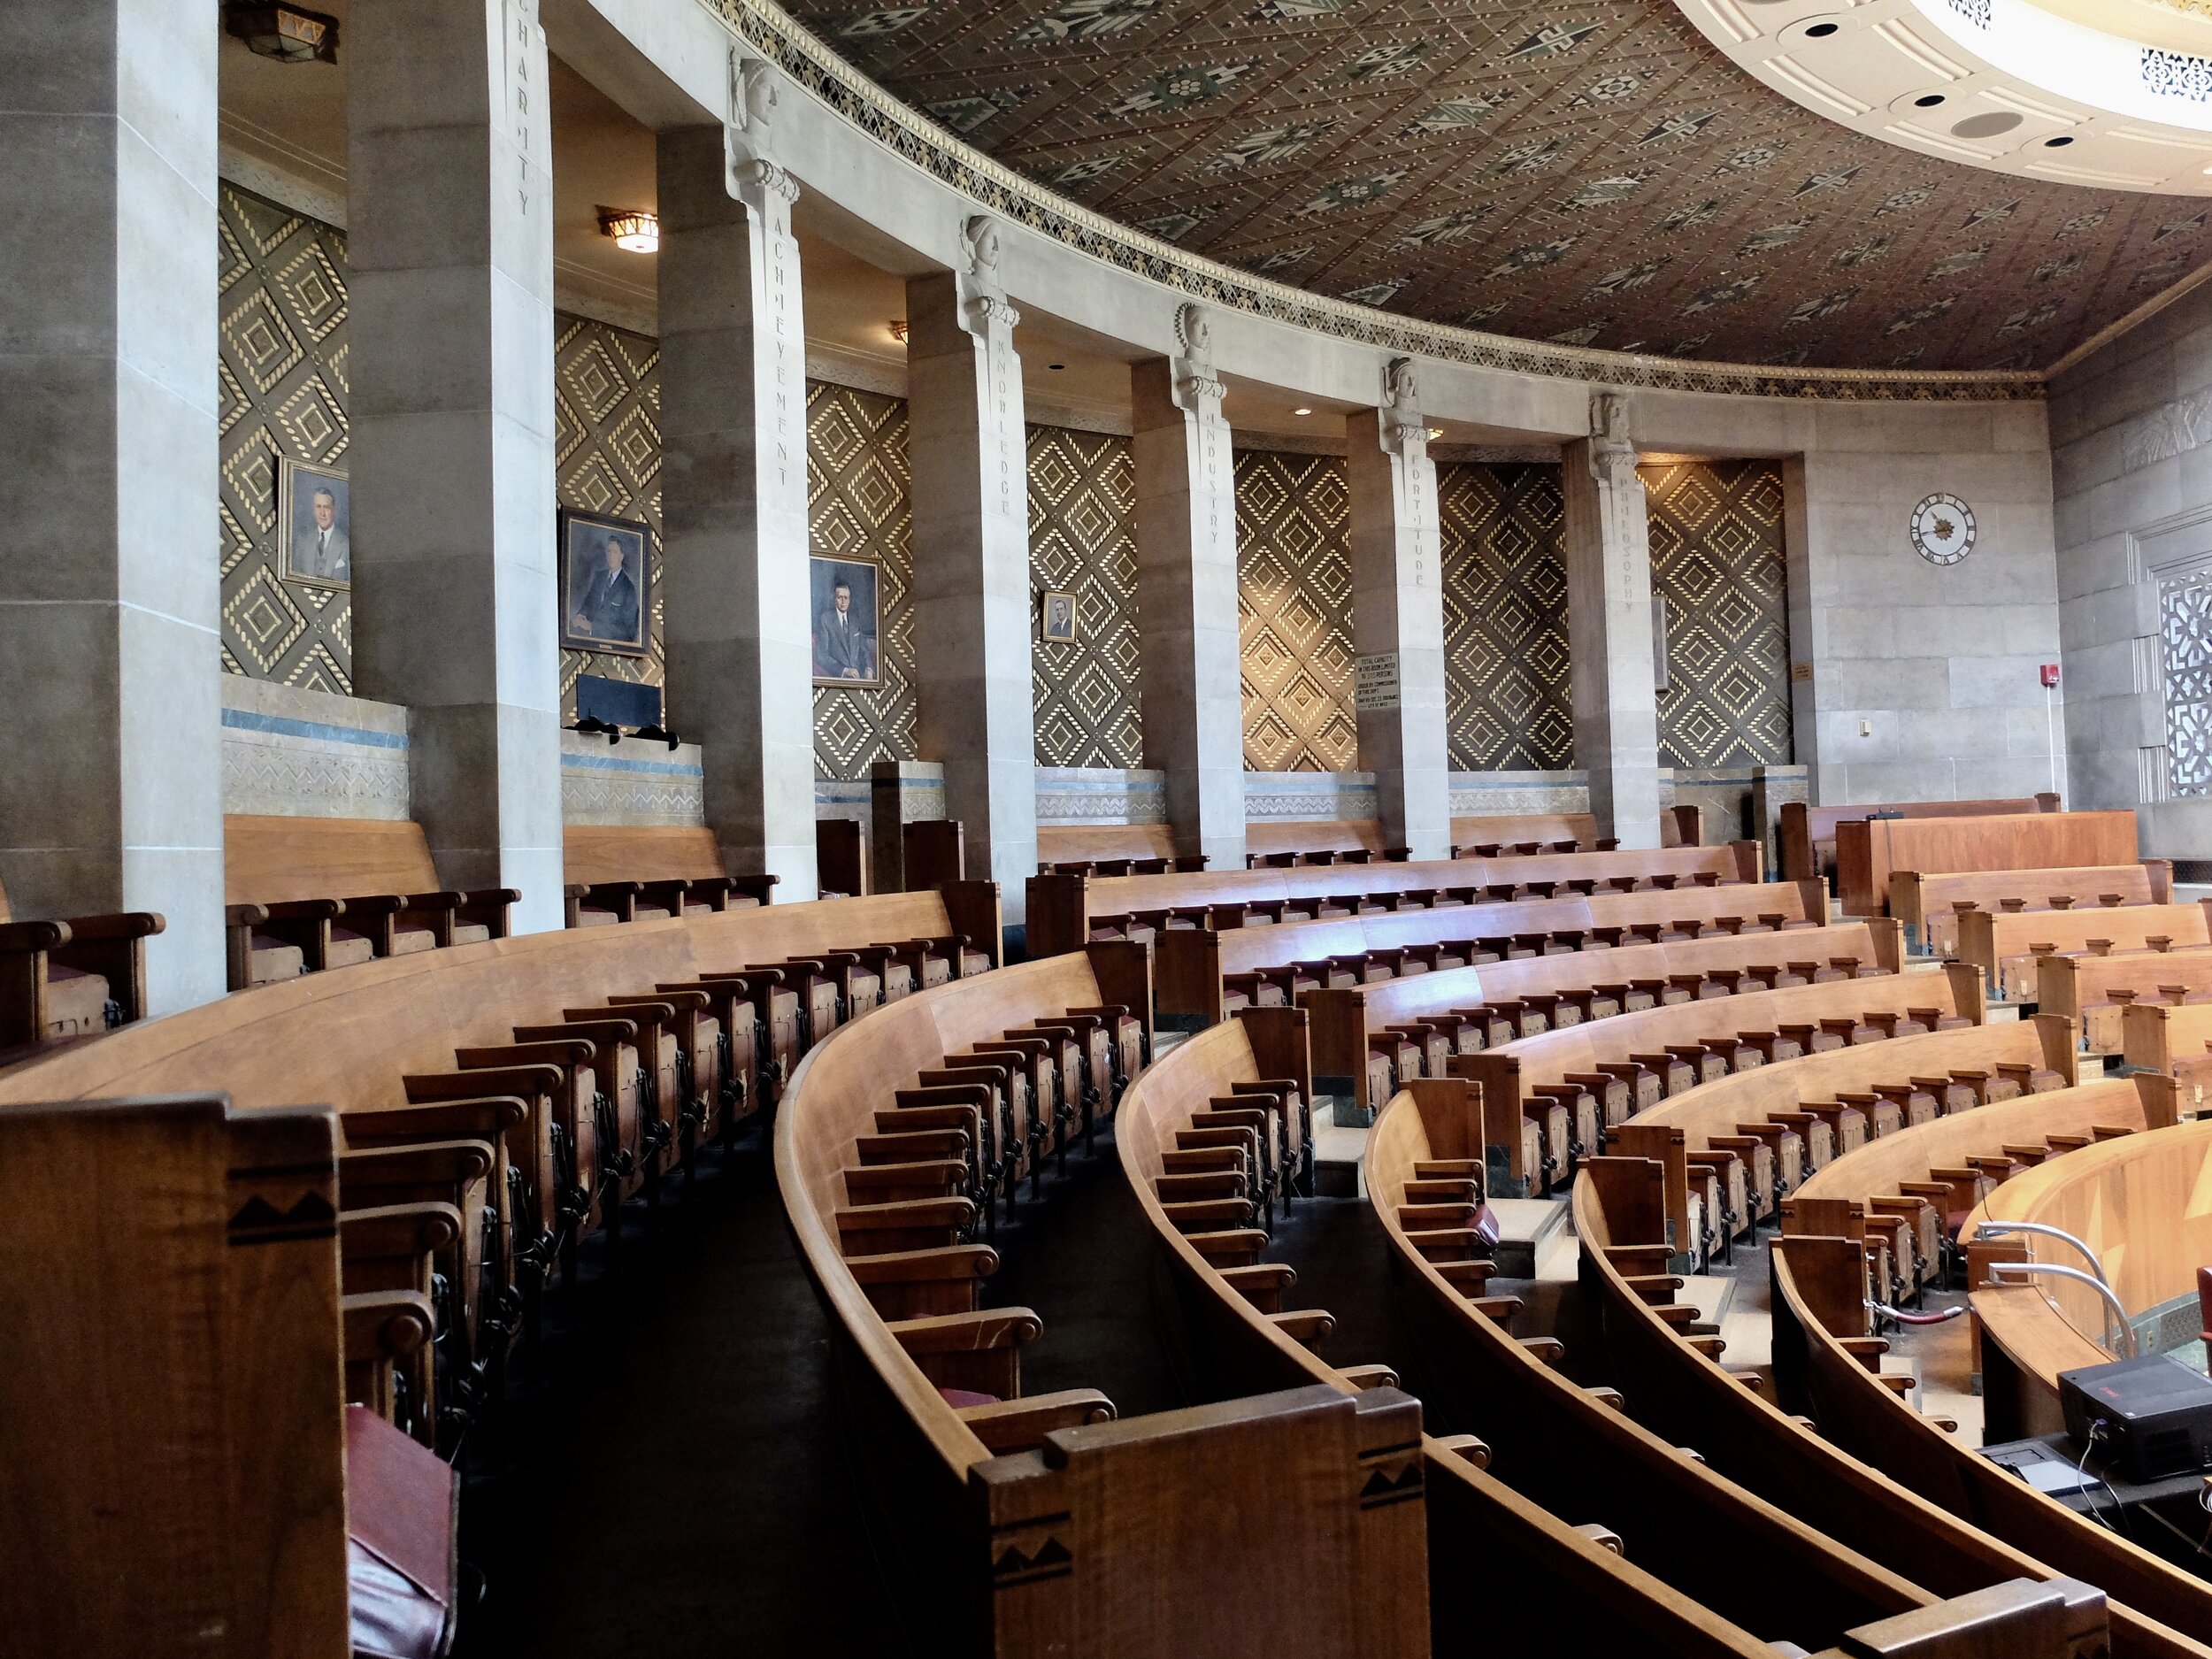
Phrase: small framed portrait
[
  {"left": 811, "top": 555, "right": 882, "bottom": 687},
  {"left": 560, "top": 509, "right": 652, "bottom": 657},
  {"left": 277, "top": 457, "right": 351, "bottom": 591},
  {"left": 1040, "top": 589, "right": 1079, "bottom": 644}
]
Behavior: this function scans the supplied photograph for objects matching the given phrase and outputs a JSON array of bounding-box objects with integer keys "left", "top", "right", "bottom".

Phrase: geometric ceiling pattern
[
  {"left": 1438, "top": 462, "right": 1573, "bottom": 771},
  {"left": 1236, "top": 448, "right": 1358, "bottom": 772},
  {"left": 1642, "top": 457, "right": 1793, "bottom": 768},
  {"left": 555, "top": 314, "right": 664, "bottom": 712},
  {"left": 786, "top": 0, "right": 2207, "bottom": 371},
  {"left": 216, "top": 184, "right": 354, "bottom": 694},
  {"left": 1028, "top": 426, "right": 1144, "bottom": 769}
]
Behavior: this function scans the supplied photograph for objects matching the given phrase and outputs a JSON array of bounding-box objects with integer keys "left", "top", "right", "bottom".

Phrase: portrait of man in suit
[
  {"left": 558, "top": 509, "right": 652, "bottom": 657},
  {"left": 811, "top": 556, "right": 880, "bottom": 687},
  {"left": 278, "top": 458, "right": 350, "bottom": 590},
  {"left": 1041, "top": 589, "right": 1078, "bottom": 643}
]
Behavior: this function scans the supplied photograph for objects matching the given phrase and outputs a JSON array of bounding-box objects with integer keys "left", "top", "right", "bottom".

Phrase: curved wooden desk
[{"left": 1968, "top": 1119, "right": 2212, "bottom": 1435}]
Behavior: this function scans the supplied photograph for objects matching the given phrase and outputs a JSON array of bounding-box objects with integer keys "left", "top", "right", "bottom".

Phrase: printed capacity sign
[{"left": 1356, "top": 652, "right": 1402, "bottom": 712}]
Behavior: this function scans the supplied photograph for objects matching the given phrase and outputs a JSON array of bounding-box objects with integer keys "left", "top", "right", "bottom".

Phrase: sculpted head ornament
[
  {"left": 964, "top": 215, "right": 1002, "bottom": 281},
  {"left": 1175, "top": 302, "right": 1212, "bottom": 363}
]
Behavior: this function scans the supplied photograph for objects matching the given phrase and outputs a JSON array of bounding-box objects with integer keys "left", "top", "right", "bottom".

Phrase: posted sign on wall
[{"left": 1356, "top": 652, "right": 1402, "bottom": 712}]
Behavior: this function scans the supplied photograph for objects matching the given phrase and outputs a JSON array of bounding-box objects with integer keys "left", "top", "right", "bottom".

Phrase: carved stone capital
[
  {"left": 735, "top": 157, "right": 801, "bottom": 204},
  {"left": 1586, "top": 388, "right": 1640, "bottom": 490}
]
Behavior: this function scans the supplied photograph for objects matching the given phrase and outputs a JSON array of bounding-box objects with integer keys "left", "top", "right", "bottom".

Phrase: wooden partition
[
  {"left": 1781, "top": 795, "right": 2059, "bottom": 884},
  {"left": 2120, "top": 995, "right": 2212, "bottom": 1076},
  {"left": 1894, "top": 861, "right": 2172, "bottom": 956},
  {"left": 817, "top": 818, "right": 868, "bottom": 896},
  {"left": 2042, "top": 951, "right": 2212, "bottom": 1053},
  {"left": 1835, "top": 810, "right": 2137, "bottom": 920},
  {"left": 1574, "top": 1142, "right": 2212, "bottom": 1656},
  {"left": 1029, "top": 842, "right": 1763, "bottom": 957},
  {"left": 0, "top": 1096, "right": 356, "bottom": 1656},
  {"left": 1955, "top": 902, "right": 2212, "bottom": 1002},
  {"left": 1035, "top": 823, "right": 1196, "bottom": 872},
  {"left": 775, "top": 954, "right": 1431, "bottom": 1658}
]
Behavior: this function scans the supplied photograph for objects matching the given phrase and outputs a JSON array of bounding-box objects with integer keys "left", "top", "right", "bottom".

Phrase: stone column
[
  {"left": 905, "top": 218, "right": 1037, "bottom": 918},
  {"left": 348, "top": 0, "right": 564, "bottom": 930},
  {"left": 657, "top": 61, "right": 817, "bottom": 900},
  {"left": 1133, "top": 304, "right": 1245, "bottom": 871},
  {"left": 0, "top": 0, "right": 227, "bottom": 1010},
  {"left": 1345, "top": 359, "right": 1450, "bottom": 861},
  {"left": 1561, "top": 390, "right": 1663, "bottom": 848}
]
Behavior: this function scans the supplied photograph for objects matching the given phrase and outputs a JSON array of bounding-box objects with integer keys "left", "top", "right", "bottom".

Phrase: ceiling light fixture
[
  {"left": 224, "top": 3, "right": 339, "bottom": 63},
  {"left": 888, "top": 319, "right": 910, "bottom": 342},
  {"left": 1293, "top": 406, "right": 1313, "bottom": 416},
  {"left": 597, "top": 208, "right": 659, "bottom": 253}
]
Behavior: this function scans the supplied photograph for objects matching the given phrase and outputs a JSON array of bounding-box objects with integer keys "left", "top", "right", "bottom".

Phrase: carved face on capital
[
  {"left": 1178, "top": 303, "right": 1211, "bottom": 359},
  {"left": 1387, "top": 358, "right": 1419, "bottom": 411},
  {"left": 964, "top": 216, "right": 1001, "bottom": 277}
]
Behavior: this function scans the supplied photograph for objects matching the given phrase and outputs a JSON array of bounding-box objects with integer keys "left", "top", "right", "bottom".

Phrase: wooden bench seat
[
  {"left": 562, "top": 824, "right": 776, "bottom": 926},
  {"left": 1572, "top": 1091, "right": 2212, "bottom": 1653},
  {"left": 1035, "top": 821, "right": 1205, "bottom": 875},
  {"left": 1031, "top": 841, "right": 1766, "bottom": 957},
  {"left": 1243, "top": 818, "right": 1405, "bottom": 865},
  {"left": 1955, "top": 899, "right": 2212, "bottom": 1002},
  {"left": 1781, "top": 795, "right": 2059, "bottom": 885},
  {"left": 1835, "top": 810, "right": 2137, "bottom": 920},
  {"left": 1894, "top": 860, "right": 2173, "bottom": 956},
  {"left": 224, "top": 814, "right": 516, "bottom": 991},
  {"left": 1302, "top": 918, "right": 1902, "bottom": 1121},
  {"left": 1456, "top": 961, "right": 1990, "bottom": 1198},
  {"left": 0, "top": 875, "right": 163, "bottom": 1050}
]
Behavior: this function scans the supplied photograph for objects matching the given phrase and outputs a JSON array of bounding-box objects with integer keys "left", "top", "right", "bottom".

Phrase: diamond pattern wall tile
[
  {"left": 811, "top": 381, "right": 917, "bottom": 780},
  {"left": 1439, "top": 461, "right": 1573, "bottom": 770},
  {"left": 1028, "top": 425, "right": 1141, "bottom": 767},
  {"left": 217, "top": 184, "right": 353, "bottom": 689},
  {"left": 1238, "top": 449, "right": 1355, "bottom": 772},
  {"left": 1642, "top": 458, "right": 1793, "bottom": 767},
  {"left": 555, "top": 313, "right": 664, "bottom": 711}
]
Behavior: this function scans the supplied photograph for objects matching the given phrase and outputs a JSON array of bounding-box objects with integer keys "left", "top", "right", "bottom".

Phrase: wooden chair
[
  {"left": 0, "top": 875, "right": 163, "bottom": 1048},
  {"left": 225, "top": 814, "right": 515, "bottom": 990}
]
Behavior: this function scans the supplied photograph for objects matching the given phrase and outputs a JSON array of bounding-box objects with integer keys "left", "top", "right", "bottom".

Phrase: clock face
[{"left": 1909, "top": 493, "right": 1976, "bottom": 565}]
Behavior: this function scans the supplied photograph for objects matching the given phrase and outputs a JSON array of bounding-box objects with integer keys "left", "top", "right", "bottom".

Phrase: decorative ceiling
[{"left": 780, "top": 0, "right": 2212, "bottom": 371}]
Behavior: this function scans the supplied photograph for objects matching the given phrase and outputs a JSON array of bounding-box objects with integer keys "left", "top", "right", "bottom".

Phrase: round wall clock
[{"left": 1909, "top": 493, "right": 1976, "bottom": 565}]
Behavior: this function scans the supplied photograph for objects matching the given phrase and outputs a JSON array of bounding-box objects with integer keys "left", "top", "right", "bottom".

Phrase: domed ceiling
[{"left": 781, "top": 0, "right": 2212, "bottom": 372}]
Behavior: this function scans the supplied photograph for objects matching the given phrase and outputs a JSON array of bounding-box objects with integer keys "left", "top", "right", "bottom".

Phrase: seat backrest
[
  {"left": 1449, "top": 812, "right": 1596, "bottom": 850},
  {"left": 563, "top": 824, "right": 726, "bottom": 887},
  {"left": 224, "top": 813, "right": 442, "bottom": 905},
  {"left": 1035, "top": 823, "right": 1180, "bottom": 867}
]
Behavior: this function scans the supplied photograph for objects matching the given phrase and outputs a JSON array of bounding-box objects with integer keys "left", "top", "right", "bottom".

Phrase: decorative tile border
[
  {"left": 560, "top": 732, "right": 706, "bottom": 827},
  {"left": 1448, "top": 770, "right": 1591, "bottom": 817},
  {"left": 1244, "top": 771, "right": 1379, "bottom": 822},
  {"left": 704, "top": 0, "right": 2041, "bottom": 403},
  {"left": 1035, "top": 766, "right": 1167, "bottom": 826},
  {"left": 219, "top": 680, "right": 411, "bottom": 820}
]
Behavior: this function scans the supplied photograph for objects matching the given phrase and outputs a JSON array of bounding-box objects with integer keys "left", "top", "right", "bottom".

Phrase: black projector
[{"left": 2060, "top": 1353, "right": 2212, "bottom": 1483}]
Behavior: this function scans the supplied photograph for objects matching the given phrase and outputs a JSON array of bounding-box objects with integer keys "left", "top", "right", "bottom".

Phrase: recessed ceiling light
[
  {"left": 1049, "top": 363, "right": 1066, "bottom": 370},
  {"left": 1804, "top": 20, "right": 1839, "bottom": 36},
  {"left": 2044, "top": 134, "right": 2074, "bottom": 147},
  {"left": 596, "top": 208, "right": 658, "bottom": 253},
  {"left": 1293, "top": 406, "right": 1313, "bottom": 416},
  {"left": 1914, "top": 93, "right": 1944, "bottom": 108}
]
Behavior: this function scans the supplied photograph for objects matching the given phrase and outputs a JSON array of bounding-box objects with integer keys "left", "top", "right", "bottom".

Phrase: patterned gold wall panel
[
  {"left": 1439, "top": 462, "right": 1573, "bottom": 771},
  {"left": 810, "top": 381, "right": 918, "bottom": 780},
  {"left": 1029, "top": 426, "right": 1141, "bottom": 768},
  {"left": 555, "top": 315, "right": 663, "bottom": 712},
  {"left": 1237, "top": 449, "right": 1356, "bottom": 772},
  {"left": 1642, "top": 459, "right": 1793, "bottom": 767},
  {"left": 217, "top": 185, "right": 353, "bottom": 691}
]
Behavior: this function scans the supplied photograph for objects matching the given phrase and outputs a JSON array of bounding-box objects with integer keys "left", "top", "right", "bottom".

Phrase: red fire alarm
[{"left": 2039, "top": 664, "right": 2061, "bottom": 687}]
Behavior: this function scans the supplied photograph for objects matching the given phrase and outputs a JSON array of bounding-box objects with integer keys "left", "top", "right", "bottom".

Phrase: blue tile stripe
[
  {"left": 221, "top": 708, "right": 407, "bottom": 749},
  {"left": 562, "top": 751, "right": 703, "bottom": 779}
]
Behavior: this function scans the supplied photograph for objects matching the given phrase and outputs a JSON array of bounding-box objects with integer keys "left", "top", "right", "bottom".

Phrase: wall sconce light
[
  {"left": 1426, "top": 426, "right": 1444, "bottom": 441},
  {"left": 224, "top": 4, "right": 339, "bottom": 63},
  {"left": 888, "top": 319, "right": 910, "bottom": 343},
  {"left": 597, "top": 208, "right": 659, "bottom": 253}
]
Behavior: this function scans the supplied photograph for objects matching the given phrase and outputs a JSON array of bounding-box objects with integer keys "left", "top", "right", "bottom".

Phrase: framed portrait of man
[
  {"left": 277, "top": 457, "right": 351, "bottom": 591},
  {"left": 811, "top": 555, "right": 881, "bottom": 687},
  {"left": 1040, "top": 589, "right": 1079, "bottom": 644},
  {"left": 560, "top": 509, "right": 652, "bottom": 657}
]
